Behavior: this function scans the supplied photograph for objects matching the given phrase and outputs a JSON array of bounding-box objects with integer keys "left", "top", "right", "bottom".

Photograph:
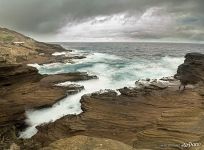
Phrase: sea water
[{"left": 20, "top": 42, "right": 204, "bottom": 138}]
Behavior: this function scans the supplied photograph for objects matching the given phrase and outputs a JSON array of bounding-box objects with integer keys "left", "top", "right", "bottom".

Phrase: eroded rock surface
[
  {"left": 1, "top": 28, "right": 204, "bottom": 150},
  {"left": 0, "top": 65, "right": 96, "bottom": 126},
  {"left": 0, "top": 27, "right": 70, "bottom": 65},
  {"left": 28, "top": 53, "right": 204, "bottom": 150},
  {"left": 0, "top": 27, "right": 96, "bottom": 149},
  {"left": 175, "top": 53, "right": 204, "bottom": 86},
  {"left": 30, "top": 83, "right": 204, "bottom": 150},
  {"left": 0, "top": 65, "right": 97, "bottom": 149},
  {"left": 41, "top": 135, "right": 135, "bottom": 150}
]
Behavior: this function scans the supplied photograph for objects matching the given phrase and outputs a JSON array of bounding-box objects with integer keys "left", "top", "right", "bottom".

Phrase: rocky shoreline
[
  {"left": 1, "top": 27, "right": 204, "bottom": 150},
  {"left": 26, "top": 53, "right": 204, "bottom": 150},
  {"left": 0, "top": 27, "right": 97, "bottom": 149}
]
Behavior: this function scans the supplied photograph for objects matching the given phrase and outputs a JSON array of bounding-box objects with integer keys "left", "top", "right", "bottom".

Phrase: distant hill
[
  {"left": 0, "top": 27, "right": 32, "bottom": 42},
  {"left": 0, "top": 27, "right": 66, "bottom": 64}
]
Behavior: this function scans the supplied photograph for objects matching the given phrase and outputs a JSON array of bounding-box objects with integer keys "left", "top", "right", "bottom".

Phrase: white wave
[
  {"left": 55, "top": 81, "right": 73, "bottom": 86},
  {"left": 19, "top": 77, "right": 119, "bottom": 138},
  {"left": 20, "top": 52, "right": 184, "bottom": 138},
  {"left": 27, "top": 63, "right": 41, "bottom": 69},
  {"left": 52, "top": 52, "right": 67, "bottom": 56}
]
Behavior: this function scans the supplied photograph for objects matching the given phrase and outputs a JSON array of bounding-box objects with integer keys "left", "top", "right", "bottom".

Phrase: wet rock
[
  {"left": 119, "top": 87, "right": 151, "bottom": 97},
  {"left": 21, "top": 53, "right": 204, "bottom": 150},
  {"left": 32, "top": 84, "right": 204, "bottom": 150},
  {"left": 41, "top": 72, "right": 98, "bottom": 85},
  {"left": 135, "top": 79, "right": 149, "bottom": 88},
  {"left": 90, "top": 89, "right": 117, "bottom": 97},
  {"left": 135, "top": 79, "right": 168, "bottom": 90},
  {"left": 160, "top": 76, "right": 176, "bottom": 82},
  {"left": 146, "top": 78, "right": 150, "bottom": 82},
  {"left": 2, "top": 27, "right": 204, "bottom": 150},
  {"left": 55, "top": 54, "right": 87, "bottom": 63},
  {"left": 60, "top": 84, "right": 84, "bottom": 95},
  {"left": 0, "top": 64, "right": 40, "bottom": 85},
  {"left": 0, "top": 27, "right": 101, "bottom": 149},
  {"left": 148, "top": 80, "right": 168, "bottom": 90},
  {"left": 0, "top": 64, "right": 97, "bottom": 128},
  {"left": 175, "top": 53, "right": 204, "bottom": 86}
]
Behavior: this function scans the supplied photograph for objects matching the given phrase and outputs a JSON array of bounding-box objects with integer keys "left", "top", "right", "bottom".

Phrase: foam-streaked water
[
  {"left": 20, "top": 42, "right": 204, "bottom": 138},
  {"left": 60, "top": 42, "right": 204, "bottom": 58}
]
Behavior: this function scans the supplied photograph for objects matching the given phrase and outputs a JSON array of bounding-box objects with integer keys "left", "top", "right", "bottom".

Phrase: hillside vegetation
[{"left": 0, "top": 27, "right": 65, "bottom": 64}]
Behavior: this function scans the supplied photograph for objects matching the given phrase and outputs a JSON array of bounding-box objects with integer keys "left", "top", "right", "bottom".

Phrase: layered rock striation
[
  {"left": 29, "top": 53, "right": 204, "bottom": 150},
  {"left": 0, "top": 27, "right": 96, "bottom": 149},
  {"left": 175, "top": 53, "right": 204, "bottom": 87},
  {"left": 2, "top": 27, "right": 204, "bottom": 150}
]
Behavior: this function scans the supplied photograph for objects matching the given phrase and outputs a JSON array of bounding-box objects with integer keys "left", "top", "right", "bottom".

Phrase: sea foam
[{"left": 20, "top": 51, "right": 184, "bottom": 138}]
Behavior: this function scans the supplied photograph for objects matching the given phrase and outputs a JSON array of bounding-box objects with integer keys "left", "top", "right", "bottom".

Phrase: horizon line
[{"left": 46, "top": 41, "right": 204, "bottom": 44}]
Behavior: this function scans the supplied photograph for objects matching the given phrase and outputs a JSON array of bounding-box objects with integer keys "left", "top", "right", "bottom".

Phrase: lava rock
[{"left": 175, "top": 53, "right": 204, "bottom": 86}]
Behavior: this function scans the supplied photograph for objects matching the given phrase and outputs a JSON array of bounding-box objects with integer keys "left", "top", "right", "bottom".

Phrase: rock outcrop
[
  {"left": 30, "top": 81, "right": 204, "bottom": 150},
  {"left": 0, "top": 65, "right": 97, "bottom": 149},
  {"left": 25, "top": 53, "right": 204, "bottom": 150},
  {"left": 2, "top": 27, "right": 204, "bottom": 150},
  {"left": 0, "top": 27, "right": 69, "bottom": 64},
  {"left": 0, "top": 64, "right": 97, "bottom": 126},
  {"left": 175, "top": 53, "right": 204, "bottom": 86},
  {"left": 0, "top": 27, "right": 96, "bottom": 149}
]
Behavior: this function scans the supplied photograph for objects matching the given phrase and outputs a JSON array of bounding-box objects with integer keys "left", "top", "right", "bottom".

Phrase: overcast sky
[{"left": 0, "top": 0, "right": 203, "bottom": 42}]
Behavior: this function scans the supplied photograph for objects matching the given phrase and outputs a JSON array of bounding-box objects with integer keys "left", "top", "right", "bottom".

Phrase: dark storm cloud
[
  {"left": 0, "top": 0, "right": 203, "bottom": 42},
  {"left": 0, "top": 0, "right": 159, "bottom": 33}
]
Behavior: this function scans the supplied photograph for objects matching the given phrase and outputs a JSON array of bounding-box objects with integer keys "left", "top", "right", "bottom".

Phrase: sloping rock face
[
  {"left": 32, "top": 85, "right": 204, "bottom": 150},
  {"left": 29, "top": 54, "right": 204, "bottom": 150},
  {"left": 41, "top": 135, "right": 135, "bottom": 150},
  {"left": 0, "top": 64, "right": 39, "bottom": 126},
  {"left": 175, "top": 53, "right": 204, "bottom": 85},
  {"left": 0, "top": 27, "right": 68, "bottom": 64},
  {"left": 0, "top": 27, "right": 98, "bottom": 149},
  {"left": 0, "top": 65, "right": 96, "bottom": 150},
  {"left": 0, "top": 64, "right": 96, "bottom": 127},
  {"left": 2, "top": 28, "right": 204, "bottom": 150}
]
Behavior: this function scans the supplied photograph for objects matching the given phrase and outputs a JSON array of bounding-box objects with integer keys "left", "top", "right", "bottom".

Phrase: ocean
[
  {"left": 20, "top": 42, "right": 204, "bottom": 138},
  {"left": 61, "top": 42, "right": 204, "bottom": 58}
]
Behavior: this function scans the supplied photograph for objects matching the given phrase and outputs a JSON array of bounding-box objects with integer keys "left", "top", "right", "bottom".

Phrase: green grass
[{"left": 0, "top": 34, "right": 15, "bottom": 42}]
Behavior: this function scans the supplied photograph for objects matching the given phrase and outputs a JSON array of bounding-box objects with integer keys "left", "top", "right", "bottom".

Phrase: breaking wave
[{"left": 21, "top": 50, "right": 184, "bottom": 138}]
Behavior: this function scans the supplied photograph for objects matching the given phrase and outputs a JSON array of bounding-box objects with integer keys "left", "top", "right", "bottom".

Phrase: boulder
[
  {"left": 175, "top": 53, "right": 204, "bottom": 86},
  {"left": 160, "top": 76, "right": 176, "bottom": 82},
  {"left": 59, "top": 84, "right": 84, "bottom": 95},
  {"left": 135, "top": 79, "right": 168, "bottom": 90},
  {"left": 148, "top": 81, "right": 168, "bottom": 89}
]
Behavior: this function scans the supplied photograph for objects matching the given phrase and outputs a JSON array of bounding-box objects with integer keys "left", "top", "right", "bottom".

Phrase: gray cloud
[{"left": 0, "top": 0, "right": 203, "bottom": 42}]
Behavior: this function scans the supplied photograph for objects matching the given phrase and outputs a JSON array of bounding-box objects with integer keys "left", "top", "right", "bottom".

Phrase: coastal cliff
[
  {"left": 0, "top": 27, "right": 67, "bottom": 64},
  {"left": 175, "top": 53, "right": 204, "bottom": 86},
  {"left": 29, "top": 53, "right": 204, "bottom": 150},
  {"left": 1, "top": 27, "right": 204, "bottom": 150},
  {"left": 0, "top": 28, "right": 96, "bottom": 149}
]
